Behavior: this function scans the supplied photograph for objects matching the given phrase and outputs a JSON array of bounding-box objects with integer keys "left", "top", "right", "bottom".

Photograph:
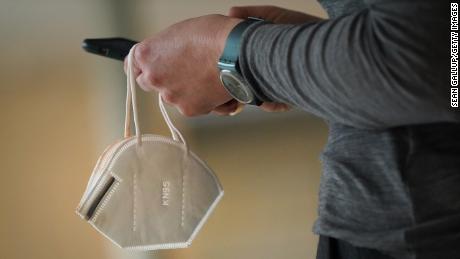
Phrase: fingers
[
  {"left": 124, "top": 44, "right": 142, "bottom": 75},
  {"left": 228, "top": 5, "right": 323, "bottom": 24},
  {"left": 123, "top": 43, "right": 151, "bottom": 92},
  {"left": 260, "top": 102, "right": 291, "bottom": 112},
  {"left": 228, "top": 6, "right": 251, "bottom": 19},
  {"left": 124, "top": 56, "right": 145, "bottom": 95},
  {"left": 212, "top": 99, "right": 241, "bottom": 116},
  {"left": 228, "top": 5, "right": 278, "bottom": 20},
  {"left": 212, "top": 100, "right": 291, "bottom": 115}
]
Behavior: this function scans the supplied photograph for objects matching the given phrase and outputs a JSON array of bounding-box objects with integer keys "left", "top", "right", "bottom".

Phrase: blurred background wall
[{"left": 0, "top": 0, "right": 327, "bottom": 259}]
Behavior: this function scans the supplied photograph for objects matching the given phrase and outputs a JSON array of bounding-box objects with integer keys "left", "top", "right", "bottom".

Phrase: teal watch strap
[
  {"left": 218, "top": 18, "right": 264, "bottom": 105},
  {"left": 218, "top": 19, "right": 260, "bottom": 71}
]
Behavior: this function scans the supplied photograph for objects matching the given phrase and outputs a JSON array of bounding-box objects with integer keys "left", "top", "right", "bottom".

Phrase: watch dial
[{"left": 220, "top": 72, "right": 253, "bottom": 103}]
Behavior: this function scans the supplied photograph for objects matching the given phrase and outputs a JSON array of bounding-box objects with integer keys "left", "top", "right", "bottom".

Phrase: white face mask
[{"left": 76, "top": 44, "right": 224, "bottom": 250}]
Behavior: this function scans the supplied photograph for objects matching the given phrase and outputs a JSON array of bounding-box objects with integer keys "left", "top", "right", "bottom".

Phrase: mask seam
[
  {"left": 180, "top": 149, "right": 189, "bottom": 227},
  {"left": 133, "top": 170, "right": 137, "bottom": 232},
  {"left": 181, "top": 157, "right": 185, "bottom": 227}
]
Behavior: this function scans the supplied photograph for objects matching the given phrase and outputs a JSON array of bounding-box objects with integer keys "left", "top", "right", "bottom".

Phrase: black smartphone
[{"left": 82, "top": 38, "right": 138, "bottom": 61}]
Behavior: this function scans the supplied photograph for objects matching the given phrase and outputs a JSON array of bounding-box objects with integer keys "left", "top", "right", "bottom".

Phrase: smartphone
[{"left": 82, "top": 38, "right": 138, "bottom": 61}]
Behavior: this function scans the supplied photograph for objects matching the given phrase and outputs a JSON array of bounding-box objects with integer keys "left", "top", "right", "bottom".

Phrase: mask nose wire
[{"left": 124, "top": 44, "right": 188, "bottom": 150}]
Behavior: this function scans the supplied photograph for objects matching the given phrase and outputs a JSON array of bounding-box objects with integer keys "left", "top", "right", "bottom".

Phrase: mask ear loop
[
  {"left": 124, "top": 44, "right": 142, "bottom": 146},
  {"left": 158, "top": 95, "right": 187, "bottom": 148},
  {"left": 124, "top": 63, "right": 132, "bottom": 138},
  {"left": 124, "top": 44, "right": 188, "bottom": 151}
]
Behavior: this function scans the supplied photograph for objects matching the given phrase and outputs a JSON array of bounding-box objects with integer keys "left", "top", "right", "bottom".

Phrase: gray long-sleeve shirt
[{"left": 239, "top": 1, "right": 460, "bottom": 258}]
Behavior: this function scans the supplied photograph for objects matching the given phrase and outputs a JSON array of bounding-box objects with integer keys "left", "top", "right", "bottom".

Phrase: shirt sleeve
[{"left": 239, "top": 0, "right": 459, "bottom": 129}]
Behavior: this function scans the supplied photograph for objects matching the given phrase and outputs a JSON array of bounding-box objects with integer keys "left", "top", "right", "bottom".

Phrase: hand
[
  {"left": 213, "top": 6, "right": 323, "bottom": 114},
  {"left": 228, "top": 5, "right": 323, "bottom": 24},
  {"left": 129, "top": 15, "right": 242, "bottom": 116}
]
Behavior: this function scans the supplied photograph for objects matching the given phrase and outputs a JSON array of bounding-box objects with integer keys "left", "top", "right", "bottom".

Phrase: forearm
[{"left": 239, "top": 0, "right": 458, "bottom": 129}]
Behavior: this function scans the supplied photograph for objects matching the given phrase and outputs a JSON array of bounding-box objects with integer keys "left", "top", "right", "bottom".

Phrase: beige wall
[
  {"left": 0, "top": 1, "right": 327, "bottom": 259},
  {"left": 0, "top": 2, "right": 123, "bottom": 259}
]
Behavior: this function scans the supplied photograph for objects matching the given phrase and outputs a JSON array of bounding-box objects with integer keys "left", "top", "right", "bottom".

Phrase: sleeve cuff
[{"left": 238, "top": 21, "right": 274, "bottom": 103}]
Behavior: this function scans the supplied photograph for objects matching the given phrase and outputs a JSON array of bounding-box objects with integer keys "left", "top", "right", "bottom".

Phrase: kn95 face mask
[{"left": 76, "top": 44, "right": 224, "bottom": 250}]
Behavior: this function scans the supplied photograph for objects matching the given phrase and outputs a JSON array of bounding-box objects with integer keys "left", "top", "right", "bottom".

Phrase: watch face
[{"left": 219, "top": 70, "right": 254, "bottom": 103}]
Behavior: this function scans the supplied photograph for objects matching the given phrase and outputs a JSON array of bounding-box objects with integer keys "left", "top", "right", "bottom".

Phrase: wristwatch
[{"left": 218, "top": 18, "right": 264, "bottom": 105}]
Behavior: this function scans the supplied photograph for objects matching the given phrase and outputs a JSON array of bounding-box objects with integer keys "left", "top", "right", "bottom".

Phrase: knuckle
[
  {"left": 136, "top": 75, "right": 155, "bottom": 92},
  {"left": 162, "top": 91, "right": 178, "bottom": 104},
  {"left": 135, "top": 76, "right": 148, "bottom": 91},
  {"left": 134, "top": 43, "right": 149, "bottom": 63},
  {"left": 145, "top": 70, "right": 163, "bottom": 86},
  {"left": 179, "top": 106, "right": 198, "bottom": 117}
]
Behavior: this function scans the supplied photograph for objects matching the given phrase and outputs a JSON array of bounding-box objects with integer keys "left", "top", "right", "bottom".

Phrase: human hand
[
  {"left": 228, "top": 5, "right": 323, "bottom": 24},
  {"left": 215, "top": 6, "right": 323, "bottom": 114},
  {"left": 128, "top": 15, "right": 242, "bottom": 116}
]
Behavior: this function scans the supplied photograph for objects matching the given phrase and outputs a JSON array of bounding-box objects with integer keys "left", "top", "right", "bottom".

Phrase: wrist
[
  {"left": 217, "top": 18, "right": 266, "bottom": 105},
  {"left": 215, "top": 17, "right": 244, "bottom": 60}
]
